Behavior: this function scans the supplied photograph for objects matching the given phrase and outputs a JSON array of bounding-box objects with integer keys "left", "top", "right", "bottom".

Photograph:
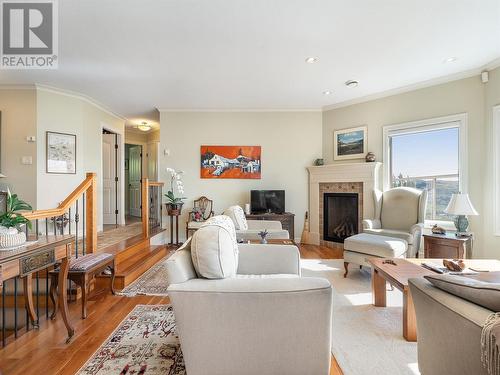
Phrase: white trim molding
[
  {"left": 493, "top": 105, "right": 500, "bottom": 235},
  {"left": 382, "top": 113, "right": 468, "bottom": 193}
]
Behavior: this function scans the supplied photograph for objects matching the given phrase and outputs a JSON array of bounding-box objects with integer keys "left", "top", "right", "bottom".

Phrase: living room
[{"left": 0, "top": 1, "right": 499, "bottom": 375}]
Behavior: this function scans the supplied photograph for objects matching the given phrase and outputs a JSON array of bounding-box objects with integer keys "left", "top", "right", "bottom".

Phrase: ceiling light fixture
[
  {"left": 444, "top": 56, "right": 458, "bottom": 63},
  {"left": 323, "top": 90, "right": 332, "bottom": 95},
  {"left": 137, "top": 122, "right": 151, "bottom": 132},
  {"left": 305, "top": 57, "right": 318, "bottom": 64},
  {"left": 345, "top": 80, "right": 359, "bottom": 88}
]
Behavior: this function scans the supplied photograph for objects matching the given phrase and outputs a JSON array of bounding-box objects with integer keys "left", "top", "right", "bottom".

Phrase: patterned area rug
[
  {"left": 118, "top": 257, "right": 170, "bottom": 296},
  {"left": 77, "top": 305, "right": 185, "bottom": 375}
]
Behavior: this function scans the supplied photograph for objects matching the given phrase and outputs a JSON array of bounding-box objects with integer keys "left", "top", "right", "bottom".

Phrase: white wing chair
[
  {"left": 362, "top": 187, "right": 427, "bottom": 257},
  {"left": 166, "top": 239, "right": 333, "bottom": 375}
]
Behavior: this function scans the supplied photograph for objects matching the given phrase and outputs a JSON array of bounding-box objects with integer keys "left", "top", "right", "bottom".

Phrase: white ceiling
[{"left": 1, "top": 0, "right": 499, "bottom": 125}]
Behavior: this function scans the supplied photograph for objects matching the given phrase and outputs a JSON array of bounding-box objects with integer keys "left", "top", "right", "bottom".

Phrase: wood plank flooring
[{"left": 0, "top": 244, "right": 344, "bottom": 375}]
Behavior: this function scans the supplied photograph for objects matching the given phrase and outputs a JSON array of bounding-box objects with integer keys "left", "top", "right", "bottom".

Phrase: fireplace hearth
[{"left": 323, "top": 193, "right": 359, "bottom": 243}]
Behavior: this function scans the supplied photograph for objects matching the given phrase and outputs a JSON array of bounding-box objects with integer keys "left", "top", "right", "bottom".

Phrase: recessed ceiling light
[
  {"left": 137, "top": 121, "right": 151, "bottom": 132},
  {"left": 444, "top": 57, "right": 458, "bottom": 63},
  {"left": 323, "top": 90, "right": 332, "bottom": 95},
  {"left": 305, "top": 57, "right": 318, "bottom": 64},
  {"left": 345, "top": 80, "right": 359, "bottom": 88}
]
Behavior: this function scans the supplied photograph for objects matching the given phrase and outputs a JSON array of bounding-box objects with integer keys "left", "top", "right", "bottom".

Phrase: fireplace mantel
[{"left": 306, "top": 162, "right": 381, "bottom": 245}]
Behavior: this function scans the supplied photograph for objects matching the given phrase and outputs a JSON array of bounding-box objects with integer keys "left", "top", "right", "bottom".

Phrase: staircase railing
[
  {"left": 141, "top": 179, "right": 164, "bottom": 239},
  {"left": 23, "top": 172, "right": 98, "bottom": 256}
]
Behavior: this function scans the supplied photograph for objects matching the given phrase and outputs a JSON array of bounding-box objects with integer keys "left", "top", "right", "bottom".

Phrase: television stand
[{"left": 245, "top": 212, "right": 295, "bottom": 240}]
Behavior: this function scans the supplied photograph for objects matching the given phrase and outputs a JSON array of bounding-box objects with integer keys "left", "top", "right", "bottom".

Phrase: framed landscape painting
[
  {"left": 333, "top": 126, "right": 367, "bottom": 160},
  {"left": 46, "top": 131, "right": 76, "bottom": 174},
  {"left": 200, "top": 145, "right": 261, "bottom": 179}
]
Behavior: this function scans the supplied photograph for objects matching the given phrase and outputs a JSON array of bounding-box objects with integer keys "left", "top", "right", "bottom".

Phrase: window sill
[{"left": 424, "top": 220, "right": 456, "bottom": 231}]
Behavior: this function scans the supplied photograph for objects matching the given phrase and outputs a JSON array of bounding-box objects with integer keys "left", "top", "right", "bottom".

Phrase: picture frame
[
  {"left": 200, "top": 145, "right": 261, "bottom": 179},
  {"left": 46, "top": 131, "right": 76, "bottom": 174},
  {"left": 333, "top": 126, "right": 367, "bottom": 160}
]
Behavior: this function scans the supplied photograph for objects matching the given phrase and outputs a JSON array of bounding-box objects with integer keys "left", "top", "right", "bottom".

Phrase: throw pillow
[
  {"left": 425, "top": 273, "right": 500, "bottom": 311},
  {"left": 222, "top": 205, "right": 248, "bottom": 230},
  {"left": 191, "top": 215, "right": 239, "bottom": 279}
]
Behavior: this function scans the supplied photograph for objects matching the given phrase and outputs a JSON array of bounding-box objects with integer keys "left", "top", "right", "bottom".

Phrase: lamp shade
[{"left": 444, "top": 193, "right": 478, "bottom": 216}]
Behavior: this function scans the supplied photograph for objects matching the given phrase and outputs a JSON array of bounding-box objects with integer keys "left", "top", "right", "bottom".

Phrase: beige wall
[
  {"left": 0, "top": 88, "right": 37, "bottom": 206},
  {"left": 482, "top": 66, "right": 500, "bottom": 256},
  {"left": 159, "top": 111, "right": 323, "bottom": 241},
  {"left": 322, "top": 74, "right": 496, "bottom": 257},
  {"left": 36, "top": 88, "right": 125, "bottom": 229}
]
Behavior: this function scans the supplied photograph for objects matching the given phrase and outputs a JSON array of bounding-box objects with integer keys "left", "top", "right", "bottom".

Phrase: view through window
[{"left": 390, "top": 126, "right": 459, "bottom": 221}]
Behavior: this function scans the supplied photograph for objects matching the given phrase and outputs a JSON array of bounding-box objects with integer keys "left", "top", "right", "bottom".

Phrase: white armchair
[
  {"left": 362, "top": 187, "right": 427, "bottom": 257},
  {"left": 166, "top": 240, "right": 333, "bottom": 375}
]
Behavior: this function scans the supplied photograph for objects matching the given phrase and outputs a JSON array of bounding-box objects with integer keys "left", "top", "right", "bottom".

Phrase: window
[{"left": 383, "top": 114, "right": 467, "bottom": 225}]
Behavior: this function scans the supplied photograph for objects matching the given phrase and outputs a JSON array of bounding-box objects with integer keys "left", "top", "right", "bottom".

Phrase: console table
[
  {"left": 245, "top": 212, "right": 295, "bottom": 240},
  {"left": 0, "top": 235, "right": 75, "bottom": 344}
]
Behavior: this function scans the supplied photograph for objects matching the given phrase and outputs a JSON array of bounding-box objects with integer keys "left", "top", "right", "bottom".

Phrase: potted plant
[
  {"left": 165, "top": 168, "right": 186, "bottom": 216},
  {"left": 0, "top": 191, "right": 32, "bottom": 249}
]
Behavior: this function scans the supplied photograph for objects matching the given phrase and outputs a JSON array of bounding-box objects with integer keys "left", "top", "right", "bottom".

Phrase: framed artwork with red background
[{"left": 200, "top": 145, "right": 261, "bottom": 179}]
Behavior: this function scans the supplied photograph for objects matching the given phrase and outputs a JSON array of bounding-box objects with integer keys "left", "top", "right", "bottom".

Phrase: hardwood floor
[{"left": 0, "top": 244, "right": 344, "bottom": 375}]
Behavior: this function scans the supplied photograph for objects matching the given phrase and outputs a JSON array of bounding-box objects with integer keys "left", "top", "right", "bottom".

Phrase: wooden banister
[
  {"left": 23, "top": 172, "right": 98, "bottom": 253},
  {"left": 142, "top": 178, "right": 149, "bottom": 239}
]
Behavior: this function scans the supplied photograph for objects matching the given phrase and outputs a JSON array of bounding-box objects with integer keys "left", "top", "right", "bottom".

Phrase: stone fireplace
[{"left": 306, "top": 162, "right": 381, "bottom": 246}]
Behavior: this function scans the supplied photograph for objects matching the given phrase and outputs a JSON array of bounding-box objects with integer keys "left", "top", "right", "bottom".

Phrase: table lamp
[{"left": 444, "top": 193, "right": 478, "bottom": 235}]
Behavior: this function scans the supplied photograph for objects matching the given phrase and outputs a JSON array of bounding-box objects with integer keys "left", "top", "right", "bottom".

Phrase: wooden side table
[{"left": 423, "top": 232, "right": 473, "bottom": 259}]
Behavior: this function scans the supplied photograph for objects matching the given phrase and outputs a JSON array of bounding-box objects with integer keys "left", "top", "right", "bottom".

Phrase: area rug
[
  {"left": 77, "top": 305, "right": 185, "bottom": 375},
  {"left": 301, "top": 259, "right": 419, "bottom": 375},
  {"left": 117, "top": 257, "right": 171, "bottom": 296}
]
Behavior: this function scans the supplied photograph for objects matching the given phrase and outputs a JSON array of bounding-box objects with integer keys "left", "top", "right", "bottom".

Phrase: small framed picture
[
  {"left": 46, "top": 131, "right": 76, "bottom": 174},
  {"left": 333, "top": 126, "right": 367, "bottom": 160}
]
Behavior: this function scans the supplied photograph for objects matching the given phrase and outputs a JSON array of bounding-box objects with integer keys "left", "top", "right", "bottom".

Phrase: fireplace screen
[{"left": 323, "top": 193, "right": 359, "bottom": 243}]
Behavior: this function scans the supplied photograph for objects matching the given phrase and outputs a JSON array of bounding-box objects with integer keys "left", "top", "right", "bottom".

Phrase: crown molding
[
  {"left": 157, "top": 108, "right": 321, "bottom": 113},
  {"left": 35, "top": 84, "right": 127, "bottom": 121}
]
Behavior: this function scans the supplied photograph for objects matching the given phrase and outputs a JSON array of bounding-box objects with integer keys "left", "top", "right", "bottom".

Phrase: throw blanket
[{"left": 482, "top": 313, "right": 500, "bottom": 375}]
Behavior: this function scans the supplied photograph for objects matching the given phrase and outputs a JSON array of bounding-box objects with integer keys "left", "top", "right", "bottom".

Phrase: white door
[
  {"left": 102, "top": 133, "right": 117, "bottom": 224},
  {"left": 129, "top": 145, "right": 142, "bottom": 217}
]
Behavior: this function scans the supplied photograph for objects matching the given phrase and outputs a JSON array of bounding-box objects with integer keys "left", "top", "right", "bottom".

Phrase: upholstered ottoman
[{"left": 343, "top": 233, "right": 408, "bottom": 277}]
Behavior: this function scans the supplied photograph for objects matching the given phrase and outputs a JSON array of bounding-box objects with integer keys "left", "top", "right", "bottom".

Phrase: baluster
[
  {"left": 2, "top": 282, "right": 5, "bottom": 347},
  {"left": 35, "top": 219, "right": 39, "bottom": 241},
  {"left": 52, "top": 217, "right": 56, "bottom": 237},
  {"left": 75, "top": 199, "right": 79, "bottom": 258},
  {"left": 69, "top": 207, "right": 72, "bottom": 235},
  {"left": 14, "top": 277, "right": 18, "bottom": 338},
  {"left": 60, "top": 215, "right": 64, "bottom": 235},
  {"left": 25, "top": 222, "right": 29, "bottom": 238},
  {"left": 45, "top": 269, "right": 49, "bottom": 320},
  {"left": 45, "top": 218, "right": 48, "bottom": 237},
  {"left": 26, "top": 308, "right": 29, "bottom": 331},
  {"left": 83, "top": 193, "right": 86, "bottom": 255},
  {"left": 36, "top": 273, "right": 40, "bottom": 321}
]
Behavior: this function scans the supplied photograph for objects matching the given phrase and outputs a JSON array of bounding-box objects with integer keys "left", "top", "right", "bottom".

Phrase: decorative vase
[
  {"left": 0, "top": 226, "right": 26, "bottom": 249},
  {"left": 166, "top": 203, "right": 184, "bottom": 216},
  {"left": 260, "top": 238, "right": 267, "bottom": 244},
  {"left": 365, "top": 152, "right": 376, "bottom": 162}
]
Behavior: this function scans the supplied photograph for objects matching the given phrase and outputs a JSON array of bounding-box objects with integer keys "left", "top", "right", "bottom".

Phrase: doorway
[
  {"left": 102, "top": 129, "right": 122, "bottom": 226},
  {"left": 125, "top": 143, "right": 143, "bottom": 221}
]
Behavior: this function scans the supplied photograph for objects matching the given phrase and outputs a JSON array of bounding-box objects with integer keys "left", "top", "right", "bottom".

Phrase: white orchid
[{"left": 165, "top": 167, "right": 186, "bottom": 205}]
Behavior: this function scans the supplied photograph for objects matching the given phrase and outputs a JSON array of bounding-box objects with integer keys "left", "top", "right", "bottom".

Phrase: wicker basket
[{"left": 0, "top": 228, "right": 26, "bottom": 249}]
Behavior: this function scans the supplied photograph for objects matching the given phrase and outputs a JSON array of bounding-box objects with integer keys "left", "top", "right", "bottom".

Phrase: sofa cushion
[
  {"left": 424, "top": 273, "right": 500, "bottom": 312},
  {"left": 222, "top": 205, "right": 248, "bottom": 230},
  {"left": 343, "top": 233, "right": 408, "bottom": 258},
  {"left": 191, "top": 215, "right": 239, "bottom": 279}
]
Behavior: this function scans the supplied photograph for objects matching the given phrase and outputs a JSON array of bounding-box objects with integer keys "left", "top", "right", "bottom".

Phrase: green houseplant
[
  {"left": 0, "top": 191, "right": 32, "bottom": 249},
  {"left": 164, "top": 168, "right": 186, "bottom": 216}
]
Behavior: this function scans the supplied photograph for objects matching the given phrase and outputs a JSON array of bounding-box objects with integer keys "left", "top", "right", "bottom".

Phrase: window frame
[
  {"left": 382, "top": 113, "right": 468, "bottom": 228},
  {"left": 493, "top": 105, "right": 500, "bottom": 235}
]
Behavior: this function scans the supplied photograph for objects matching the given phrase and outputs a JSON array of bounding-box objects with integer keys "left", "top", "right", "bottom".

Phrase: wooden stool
[{"left": 49, "top": 253, "right": 115, "bottom": 319}]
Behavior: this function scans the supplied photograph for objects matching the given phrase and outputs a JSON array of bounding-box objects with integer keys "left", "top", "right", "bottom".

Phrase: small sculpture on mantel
[{"left": 365, "top": 152, "right": 376, "bottom": 162}]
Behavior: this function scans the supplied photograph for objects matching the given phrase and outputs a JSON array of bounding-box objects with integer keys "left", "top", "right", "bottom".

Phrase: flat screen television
[{"left": 251, "top": 190, "right": 285, "bottom": 214}]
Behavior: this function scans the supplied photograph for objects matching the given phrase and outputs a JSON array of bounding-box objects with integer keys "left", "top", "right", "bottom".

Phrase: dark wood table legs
[
  {"left": 169, "top": 214, "right": 181, "bottom": 246},
  {"left": 23, "top": 274, "right": 38, "bottom": 329},
  {"left": 58, "top": 245, "right": 75, "bottom": 343}
]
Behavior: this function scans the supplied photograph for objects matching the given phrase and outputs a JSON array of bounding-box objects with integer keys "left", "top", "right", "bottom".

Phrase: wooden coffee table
[{"left": 368, "top": 258, "right": 500, "bottom": 342}]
